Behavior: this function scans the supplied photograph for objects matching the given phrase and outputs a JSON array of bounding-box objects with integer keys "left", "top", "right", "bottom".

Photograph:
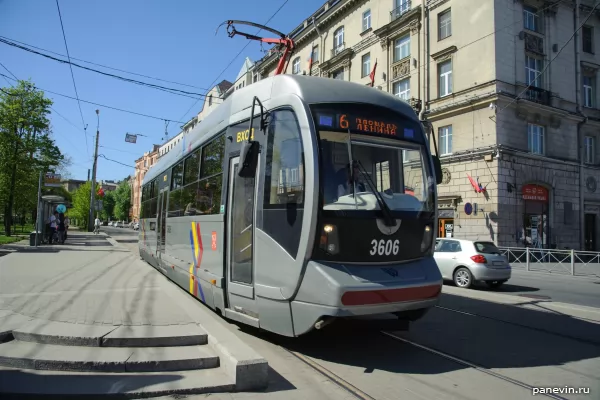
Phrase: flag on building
[
  {"left": 307, "top": 53, "right": 313, "bottom": 76},
  {"left": 369, "top": 59, "right": 378, "bottom": 87}
]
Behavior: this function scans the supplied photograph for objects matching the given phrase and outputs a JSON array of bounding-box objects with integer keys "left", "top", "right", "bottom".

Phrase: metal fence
[{"left": 498, "top": 247, "right": 600, "bottom": 277}]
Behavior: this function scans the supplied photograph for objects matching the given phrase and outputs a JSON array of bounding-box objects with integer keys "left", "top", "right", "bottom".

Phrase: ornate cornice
[
  {"left": 319, "top": 48, "right": 354, "bottom": 75},
  {"left": 430, "top": 45, "right": 458, "bottom": 62},
  {"left": 374, "top": 5, "right": 422, "bottom": 49}
]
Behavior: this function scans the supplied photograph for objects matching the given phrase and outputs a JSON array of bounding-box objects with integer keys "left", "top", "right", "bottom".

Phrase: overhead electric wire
[
  {"left": 495, "top": 0, "right": 600, "bottom": 116},
  {"left": 0, "top": 36, "right": 219, "bottom": 100},
  {"left": 178, "top": 0, "right": 291, "bottom": 122},
  {"left": 98, "top": 154, "right": 136, "bottom": 169},
  {"left": 55, "top": 0, "right": 89, "bottom": 155},
  {"left": 0, "top": 34, "right": 209, "bottom": 90},
  {"left": 0, "top": 73, "right": 188, "bottom": 123}
]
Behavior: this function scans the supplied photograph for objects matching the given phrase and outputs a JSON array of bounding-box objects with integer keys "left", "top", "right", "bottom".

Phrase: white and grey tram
[{"left": 139, "top": 74, "right": 444, "bottom": 337}]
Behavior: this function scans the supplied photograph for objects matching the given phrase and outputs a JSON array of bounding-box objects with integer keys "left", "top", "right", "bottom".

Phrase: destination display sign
[{"left": 315, "top": 111, "right": 423, "bottom": 143}]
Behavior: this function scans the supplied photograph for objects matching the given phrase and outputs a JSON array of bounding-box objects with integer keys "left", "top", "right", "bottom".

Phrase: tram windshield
[
  {"left": 312, "top": 103, "right": 435, "bottom": 213},
  {"left": 319, "top": 131, "right": 434, "bottom": 212}
]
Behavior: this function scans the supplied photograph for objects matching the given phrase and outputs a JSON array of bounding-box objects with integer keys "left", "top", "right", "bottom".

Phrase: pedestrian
[
  {"left": 48, "top": 212, "right": 58, "bottom": 244},
  {"left": 57, "top": 212, "right": 66, "bottom": 244},
  {"left": 94, "top": 215, "right": 101, "bottom": 235},
  {"left": 64, "top": 215, "right": 70, "bottom": 240}
]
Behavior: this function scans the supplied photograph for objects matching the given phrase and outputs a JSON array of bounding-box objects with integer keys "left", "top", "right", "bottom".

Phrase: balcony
[
  {"left": 331, "top": 43, "right": 345, "bottom": 57},
  {"left": 390, "top": 1, "right": 411, "bottom": 22},
  {"left": 523, "top": 86, "right": 551, "bottom": 105}
]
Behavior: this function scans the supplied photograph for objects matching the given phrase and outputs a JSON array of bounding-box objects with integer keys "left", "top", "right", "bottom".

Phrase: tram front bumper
[{"left": 290, "top": 259, "right": 442, "bottom": 335}]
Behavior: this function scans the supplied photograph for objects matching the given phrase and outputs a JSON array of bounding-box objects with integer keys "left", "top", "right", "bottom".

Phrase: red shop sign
[{"left": 522, "top": 184, "right": 548, "bottom": 202}]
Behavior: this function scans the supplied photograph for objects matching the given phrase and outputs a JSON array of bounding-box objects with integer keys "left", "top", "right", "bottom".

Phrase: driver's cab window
[{"left": 319, "top": 130, "right": 427, "bottom": 211}]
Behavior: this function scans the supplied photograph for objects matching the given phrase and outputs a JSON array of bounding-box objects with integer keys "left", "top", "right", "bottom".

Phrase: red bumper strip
[{"left": 341, "top": 284, "right": 442, "bottom": 306}]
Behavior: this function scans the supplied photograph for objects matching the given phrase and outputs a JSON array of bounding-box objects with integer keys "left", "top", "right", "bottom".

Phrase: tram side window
[
  {"left": 196, "top": 135, "right": 225, "bottom": 215},
  {"left": 262, "top": 109, "right": 305, "bottom": 258},
  {"left": 150, "top": 180, "right": 158, "bottom": 217},
  {"left": 168, "top": 188, "right": 182, "bottom": 217},
  {"left": 184, "top": 149, "right": 201, "bottom": 186},
  {"left": 171, "top": 162, "right": 184, "bottom": 190}
]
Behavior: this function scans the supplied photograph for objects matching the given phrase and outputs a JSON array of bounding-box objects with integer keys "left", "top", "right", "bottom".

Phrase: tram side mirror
[
  {"left": 432, "top": 156, "right": 443, "bottom": 185},
  {"left": 238, "top": 140, "right": 259, "bottom": 178}
]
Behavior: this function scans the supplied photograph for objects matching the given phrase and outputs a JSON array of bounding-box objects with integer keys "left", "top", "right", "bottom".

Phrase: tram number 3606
[{"left": 370, "top": 239, "right": 400, "bottom": 256}]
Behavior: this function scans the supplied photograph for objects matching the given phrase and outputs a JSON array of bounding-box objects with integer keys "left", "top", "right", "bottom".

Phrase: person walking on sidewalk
[
  {"left": 94, "top": 216, "right": 101, "bottom": 235},
  {"left": 47, "top": 212, "right": 58, "bottom": 244},
  {"left": 64, "top": 215, "right": 70, "bottom": 240}
]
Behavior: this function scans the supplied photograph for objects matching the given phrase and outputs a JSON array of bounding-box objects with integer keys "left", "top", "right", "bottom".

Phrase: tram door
[
  {"left": 156, "top": 189, "right": 168, "bottom": 271},
  {"left": 225, "top": 156, "right": 258, "bottom": 318}
]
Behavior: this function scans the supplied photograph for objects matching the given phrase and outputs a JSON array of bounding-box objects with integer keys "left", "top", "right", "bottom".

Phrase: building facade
[
  {"left": 252, "top": 0, "right": 600, "bottom": 250},
  {"left": 131, "top": 144, "right": 160, "bottom": 220}
]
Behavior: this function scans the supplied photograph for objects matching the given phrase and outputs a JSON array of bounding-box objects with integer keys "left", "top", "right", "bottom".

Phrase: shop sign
[{"left": 522, "top": 184, "right": 548, "bottom": 202}]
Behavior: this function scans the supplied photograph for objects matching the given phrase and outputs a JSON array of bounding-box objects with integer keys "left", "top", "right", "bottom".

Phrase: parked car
[{"left": 433, "top": 238, "right": 511, "bottom": 289}]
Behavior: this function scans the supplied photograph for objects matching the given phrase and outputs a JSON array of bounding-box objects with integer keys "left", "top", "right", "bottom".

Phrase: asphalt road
[
  {"left": 466, "top": 268, "right": 600, "bottom": 309},
  {"left": 102, "top": 225, "right": 600, "bottom": 308}
]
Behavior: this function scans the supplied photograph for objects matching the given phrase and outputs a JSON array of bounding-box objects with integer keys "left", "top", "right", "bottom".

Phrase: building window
[
  {"left": 525, "top": 55, "right": 543, "bottom": 88},
  {"left": 585, "top": 136, "right": 595, "bottom": 164},
  {"left": 362, "top": 9, "right": 371, "bottom": 31},
  {"left": 312, "top": 45, "right": 319, "bottom": 62},
  {"left": 393, "top": 35, "right": 410, "bottom": 62},
  {"left": 523, "top": 6, "right": 539, "bottom": 33},
  {"left": 393, "top": 0, "right": 410, "bottom": 18},
  {"left": 439, "top": 126, "right": 452, "bottom": 155},
  {"left": 438, "top": 9, "right": 451, "bottom": 40},
  {"left": 393, "top": 78, "right": 410, "bottom": 100},
  {"left": 334, "top": 27, "right": 344, "bottom": 55},
  {"left": 438, "top": 60, "right": 452, "bottom": 97},
  {"left": 292, "top": 57, "right": 301, "bottom": 74},
  {"left": 208, "top": 94, "right": 213, "bottom": 106},
  {"left": 583, "top": 26, "right": 593, "bottom": 53},
  {"left": 332, "top": 68, "right": 344, "bottom": 80},
  {"left": 584, "top": 76, "right": 595, "bottom": 107},
  {"left": 362, "top": 53, "right": 371, "bottom": 77},
  {"left": 252, "top": 73, "right": 259, "bottom": 83},
  {"left": 527, "top": 123, "right": 545, "bottom": 155}
]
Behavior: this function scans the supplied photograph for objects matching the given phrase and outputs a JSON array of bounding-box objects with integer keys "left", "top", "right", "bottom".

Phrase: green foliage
[
  {"left": 100, "top": 190, "right": 116, "bottom": 221},
  {"left": 113, "top": 181, "right": 131, "bottom": 221},
  {"left": 69, "top": 181, "right": 99, "bottom": 229},
  {"left": 0, "top": 80, "right": 65, "bottom": 235}
]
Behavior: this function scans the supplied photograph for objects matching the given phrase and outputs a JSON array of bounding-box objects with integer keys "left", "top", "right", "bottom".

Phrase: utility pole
[
  {"left": 88, "top": 109, "right": 100, "bottom": 231},
  {"left": 35, "top": 171, "right": 42, "bottom": 247},
  {"left": 87, "top": 169, "right": 90, "bottom": 181}
]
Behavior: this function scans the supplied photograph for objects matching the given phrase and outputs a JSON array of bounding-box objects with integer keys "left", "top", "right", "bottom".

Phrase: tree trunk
[{"left": 4, "top": 138, "right": 19, "bottom": 236}]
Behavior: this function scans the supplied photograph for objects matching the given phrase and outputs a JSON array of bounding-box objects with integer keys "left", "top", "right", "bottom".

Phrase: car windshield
[
  {"left": 319, "top": 130, "right": 434, "bottom": 212},
  {"left": 474, "top": 241, "right": 501, "bottom": 254}
]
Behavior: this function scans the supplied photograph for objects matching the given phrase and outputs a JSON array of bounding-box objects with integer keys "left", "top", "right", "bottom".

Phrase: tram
[{"left": 139, "top": 74, "right": 444, "bottom": 337}]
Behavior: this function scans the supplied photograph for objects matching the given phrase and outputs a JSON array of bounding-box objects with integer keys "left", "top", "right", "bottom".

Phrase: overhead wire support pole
[
  {"left": 89, "top": 109, "right": 100, "bottom": 231},
  {"left": 216, "top": 20, "right": 295, "bottom": 76}
]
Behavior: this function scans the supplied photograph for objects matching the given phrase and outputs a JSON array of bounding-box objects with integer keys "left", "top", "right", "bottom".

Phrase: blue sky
[{"left": 0, "top": 0, "right": 322, "bottom": 181}]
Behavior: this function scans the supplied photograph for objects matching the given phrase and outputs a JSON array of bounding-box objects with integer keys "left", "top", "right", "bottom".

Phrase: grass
[{"left": 0, "top": 224, "right": 35, "bottom": 245}]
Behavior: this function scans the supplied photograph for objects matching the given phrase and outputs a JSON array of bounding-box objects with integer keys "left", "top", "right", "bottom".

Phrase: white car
[{"left": 434, "top": 238, "right": 511, "bottom": 289}]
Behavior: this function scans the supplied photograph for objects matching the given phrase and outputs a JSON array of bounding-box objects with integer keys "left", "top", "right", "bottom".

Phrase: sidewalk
[{"left": 0, "top": 231, "right": 268, "bottom": 397}]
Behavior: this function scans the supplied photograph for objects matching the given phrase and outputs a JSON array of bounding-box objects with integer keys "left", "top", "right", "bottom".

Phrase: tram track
[
  {"left": 277, "top": 305, "right": 593, "bottom": 400},
  {"left": 434, "top": 304, "right": 600, "bottom": 347}
]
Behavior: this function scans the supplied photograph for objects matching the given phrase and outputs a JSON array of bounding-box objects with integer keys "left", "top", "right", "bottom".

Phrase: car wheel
[
  {"left": 486, "top": 280, "right": 506, "bottom": 289},
  {"left": 453, "top": 267, "right": 473, "bottom": 289}
]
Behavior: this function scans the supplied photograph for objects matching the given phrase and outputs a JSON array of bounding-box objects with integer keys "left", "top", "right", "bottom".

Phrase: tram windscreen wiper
[{"left": 355, "top": 160, "right": 396, "bottom": 227}]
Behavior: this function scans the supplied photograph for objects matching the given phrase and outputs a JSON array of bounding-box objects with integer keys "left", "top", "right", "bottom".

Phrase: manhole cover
[{"left": 517, "top": 294, "right": 551, "bottom": 300}]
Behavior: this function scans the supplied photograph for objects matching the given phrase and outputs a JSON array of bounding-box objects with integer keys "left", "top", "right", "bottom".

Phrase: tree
[
  {"left": 69, "top": 181, "right": 99, "bottom": 229},
  {"left": 113, "top": 181, "right": 131, "bottom": 221},
  {"left": 0, "top": 81, "right": 64, "bottom": 235},
  {"left": 100, "top": 190, "right": 116, "bottom": 221}
]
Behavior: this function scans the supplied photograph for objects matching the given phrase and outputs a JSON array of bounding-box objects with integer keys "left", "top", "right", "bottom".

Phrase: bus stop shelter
[{"left": 31, "top": 195, "right": 65, "bottom": 245}]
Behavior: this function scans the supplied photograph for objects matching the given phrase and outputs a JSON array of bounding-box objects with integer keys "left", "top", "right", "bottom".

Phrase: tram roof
[{"left": 142, "top": 75, "right": 418, "bottom": 185}]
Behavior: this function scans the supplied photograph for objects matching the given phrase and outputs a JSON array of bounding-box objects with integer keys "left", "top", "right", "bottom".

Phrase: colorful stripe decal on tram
[{"left": 188, "top": 221, "right": 206, "bottom": 303}]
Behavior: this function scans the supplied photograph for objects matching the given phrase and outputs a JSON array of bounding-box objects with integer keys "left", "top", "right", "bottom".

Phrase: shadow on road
[{"left": 234, "top": 292, "right": 600, "bottom": 382}]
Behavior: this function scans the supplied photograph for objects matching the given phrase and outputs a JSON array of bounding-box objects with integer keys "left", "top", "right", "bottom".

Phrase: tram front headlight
[
  {"left": 420, "top": 224, "right": 433, "bottom": 253},
  {"left": 320, "top": 224, "right": 339, "bottom": 255}
]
